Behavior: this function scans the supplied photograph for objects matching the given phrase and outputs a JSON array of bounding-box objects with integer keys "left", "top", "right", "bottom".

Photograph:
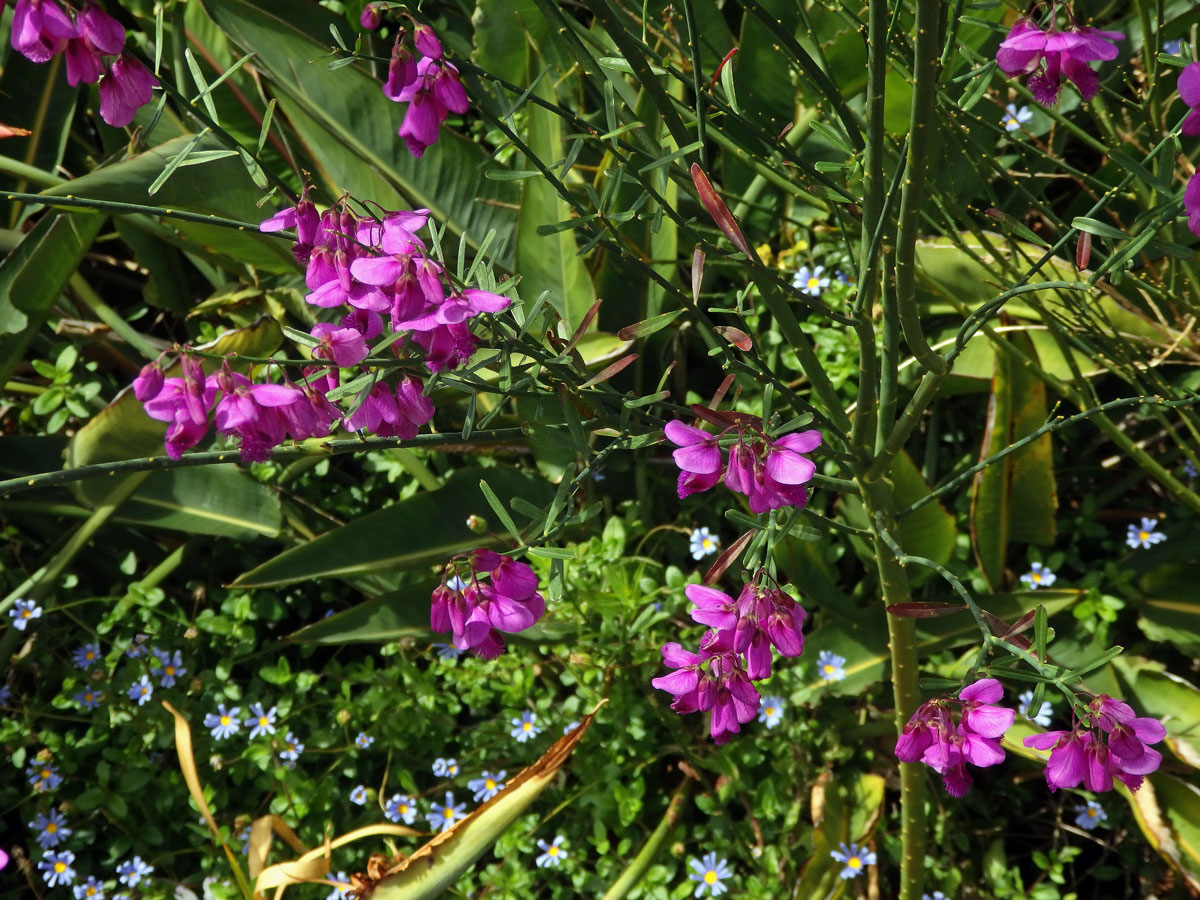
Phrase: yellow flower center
[
  {"left": 399, "top": 803, "right": 408, "bottom": 813},
  {"left": 848, "top": 857, "right": 862, "bottom": 869},
  {"left": 85, "top": 651, "right": 95, "bottom": 660},
  {"left": 824, "top": 665, "right": 835, "bottom": 675},
  {"left": 41, "top": 769, "right": 52, "bottom": 779},
  {"left": 54, "top": 862, "right": 66, "bottom": 873},
  {"left": 259, "top": 717, "right": 269, "bottom": 727},
  {"left": 444, "top": 807, "right": 456, "bottom": 820},
  {"left": 485, "top": 779, "right": 496, "bottom": 790},
  {"left": 21, "top": 609, "right": 31, "bottom": 618},
  {"left": 701, "top": 539, "right": 714, "bottom": 550},
  {"left": 220, "top": 716, "right": 231, "bottom": 726},
  {"left": 523, "top": 722, "right": 533, "bottom": 731},
  {"left": 1005, "top": 116, "right": 1017, "bottom": 127},
  {"left": 807, "top": 278, "right": 820, "bottom": 290},
  {"left": 1031, "top": 572, "right": 1042, "bottom": 583},
  {"left": 549, "top": 846, "right": 560, "bottom": 857},
  {"left": 1139, "top": 530, "right": 1150, "bottom": 541},
  {"left": 704, "top": 870, "right": 717, "bottom": 884},
  {"left": 764, "top": 706, "right": 775, "bottom": 716},
  {"left": 46, "top": 823, "right": 58, "bottom": 834},
  {"left": 1087, "top": 808, "right": 1097, "bottom": 817},
  {"left": 165, "top": 666, "right": 175, "bottom": 676},
  {"left": 86, "top": 888, "right": 98, "bottom": 897}
]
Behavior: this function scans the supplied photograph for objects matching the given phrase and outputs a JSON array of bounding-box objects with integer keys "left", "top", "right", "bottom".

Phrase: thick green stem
[
  {"left": 862, "top": 482, "right": 926, "bottom": 900},
  {"left": 894, "top": 0, "right": 947, "bottom": 376},
  {"left": 600, "top": 776, "right": 693, "bottom": 900}
]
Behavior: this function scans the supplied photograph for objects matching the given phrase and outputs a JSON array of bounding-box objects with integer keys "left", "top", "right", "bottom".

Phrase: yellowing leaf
[{"left": 368, "top": 705, "right": 599, "bottom": 900}]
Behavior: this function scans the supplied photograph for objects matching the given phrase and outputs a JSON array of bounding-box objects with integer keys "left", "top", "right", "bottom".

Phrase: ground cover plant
[{"left": 3, "top": 1, "right": 1200, "bottom": 899}]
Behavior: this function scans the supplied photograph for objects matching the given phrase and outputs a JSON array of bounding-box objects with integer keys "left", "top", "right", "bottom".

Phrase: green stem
[
  {"left": 894, "top": 0, "right": 947, "bottom": 376},
  {"left": 2, "top": 190, "right": 288, "bottom": 235},
  {"left": 0, "top": 425, "right": 615, "bottom": 498},
  {"left": 599, "top": 776, "right": 693, "bottom": 900},
  {"left": 0, "top": 154, "right": 66, "bottom": 188},
  {"left": 861, "top": 482, "right": 926, "bottom": 900}
]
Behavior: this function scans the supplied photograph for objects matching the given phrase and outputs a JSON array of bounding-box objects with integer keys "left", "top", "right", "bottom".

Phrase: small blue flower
[
  {"left": 688, "top": 527, "right": 720, "bottom": 560},
  {"left": 1075, "top": 800, "right": 1107, "bottom": 830},
  {"left": 279, "top": 731, "right": 304, "bottom": 765},
  {"left": 74, "top": 687, "right": 104, "bottom": 710},
  {"left": 10, "top": 598, "right": 43, "bottom": 631},
  {"left": 1002, "top": 103, "right": 1034, "bottom": 133},
  {"left": 817, "top": 650, "right": 846, "bottom": 683},
  {"left": 1019, "top": 562, "right": 1057, "bottom": 590},
  {"left": 31, "top": 809, "right": 72, "bottom": 848},
  {"left": 563, "top": 721, "right": 580, "bottom": 734},
  {"left": 757, "top": 696, "right": 784, "bottom": 729},
  {"left": 204, "top": 704, "right": 242, "bottom": 740},
  {"left": 535, "top": 835, "right": 567, "bottom": 868},
  {"left": 1127, "top": 517, "right": 1166, "bottom": 549},
  {"left": 150, "top": 649, "right": 186, "bottom": 688},
  {"left": 792, "top": 265, "right": 830, "bottom": 297},
  {"left": 468, "top": 770, "right": 506, "bottom": 802},
  {"left": 426, "top": 792, "right": 466, "bottom": 832},
  {"left": 115, "top": 856, "right": 153, "bottom": 887},
  {"left": 72, "top": 643, "right": 102, "bottom": 670},
  {"left": 1018, "top": 690, "right": 1053, "bottom": 728},
  {"left": 350, "top": 785, "right": 368, "bottom": 806},
  {"left": 0, "top": 684, "right": 11, "bottom": 706},
  {"left": 245, "top": 703, "right": 278, "bottom": 739},
  {"left": 27, "top": 761, "right": 63, "bottom": 792},
  {"left": 326, "top": 872, "right": 351, "bottom": 900},
  {"left": 836, "top": 270, "right": 854, "bottom": 285},
  {"left": 238, "top": 826, "right": 252, "bottom": 855},
  {"left": 511, "top": 711, "right": 541, "bottom": 743},
  {"left": 432, "top": 757, "right": 458, "bottom": 777},
  {"left": 1165, "top": 39, "right": 1183, "bottom": 55},
  {"left": 125, "top": 635, "right": 148, "bottom": 658},
  {"left": 355, "top": 732, "right": 373, "bottom": 749},
  {"left": 73, "top": 875, "right": 106, "bottom": 900},
  {"left": 432, "top": 642, "right": 464, "bottom": 660},
  {"left": 127, "top": 675, "right": 153, "bottom": 706},
  {"left": 922, "top": 893, "right": 948, "bottom": 900},
  {"left": 38, "top": 850, "right": 76, "bottom": 887},
  {"left": 830, "top": 842, "right": 876, "bottom": 880},
  {"left": 384, "top": 793, "right": 417, "bottom": 825},
  {"left": 687, "top": 851, "right": 732, "bottom": 897},
  {"left": 445, "top": 575, "right": 467, "bottom": 592}
]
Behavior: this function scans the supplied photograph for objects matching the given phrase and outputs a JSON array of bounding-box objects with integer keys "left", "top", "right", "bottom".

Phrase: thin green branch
[{"left": 2, "top": 190, "right": 288, "bottom": 235}]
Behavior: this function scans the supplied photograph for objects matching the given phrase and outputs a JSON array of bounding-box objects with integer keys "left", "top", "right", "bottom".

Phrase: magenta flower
[
  {"left": 310, "top": 323, "right": 369, "bottom": 368},
  {"left": 360, "top": 2, "right": 383, "bottom": 30},
  {"left": 1023, "top": 694, "right": 1166, "bottom": 792},
  {"left": 894, "top": 678, "right": 1014, "bottom": 796},
  {"left": 11, "top": 0, "right": 76, "bottom": 64},
  {"left": 429, "top": 551, "right": 546, "bottom": 659},
  {"left": 687, "top": 582, "right": 806, "bottom": 680},
  {"left": 1180, "top": 63, "right": 1200, "bottom": 136},
  {"left": 664, "top": 421, "right": 724, "bottom": 498},
  {"left": 98, "top": 53, "right": 158, "bottom": 127},
  {"left": 1187, "top": 172, "right": 1200, "bottom": 239},
  {"left": 996, "top": 20, "right": 1123, "bottom": 105},
  {"left": 142, "top": 357, "right": 216, "bottom": 459},
  {"left": 395, "top": 55, "right": 469, "bottom": 157},
  {"left": 64, "top": 3, "right": 125, "bottom": 87},
  {"left": 651, "top": 643, "right": 759, "bottom": 744}
]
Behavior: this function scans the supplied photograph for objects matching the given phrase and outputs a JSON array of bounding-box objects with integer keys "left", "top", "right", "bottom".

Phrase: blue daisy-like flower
[
  {"left": 535, "top": 835, "right": 567, "bottom": 868},
  {"left": 245, "top": 703, "right": 278, "bottom": 739},
  {"left": 688, "top": 527, "right": 720, "bottom": 560},
  {"left": 384, "top": 793, "right": 417, "bottom": 825},
  {"left": 74, "top": 687, "right": 104, "bottom": 710},
  {"left": 468, "top": 770, "right": 507, "bottom": 802},
  {"left": 830, "top": 842, "right": 875, "bottom": 880},
  {"left": 757, "top": 696, "right": 784, "bottom": 729},
  {"left": 511, "top": 711, "right": 541, "bottom": 743},
  {"left": 355, "top": 732, "right": 373, "bottom": 749},
  {"left": 73, "top": 875, "right": 106, "bottom": 900},
  {"left": 1019, "top": 561, "right": 1057, "bottom": 590},
  {"left": 127, "top": 675, "right": 153, "bottom": 706},
  {"left": 426, "top": 792, "right": 466, "bottom": 832},
  {"left": 687, "top": 851, "right": 732, "bottom": 897},
  {"left": 350, "top": 785, "right": 368, "bottom": 806},
  {"left": 10, "top": 598, "right": 43, "bottom": 631},
  {"left": 279, "top": 731, "right": 304, "bottom": 765},
  {"left": 150, "top": 649, "right": 186, "bottom": 688},
  {"left": 115, "top": 856, "right": 153, "bottom": 887},
  {"left": 28, "top": 761, "right": 63, "bottom": 792},
  {"left": 204, "top": 704, "right": 242, "bottom": 740},
  {"left": 1001, "top": 102, "right": 1034, "bottom": 133},
  {"left": 31, "top": 809, "right": 72, "bottom": 848},
  {"left": 72, "top": 643, "right": 102, "bottom": 670},
  {"left": 816, "top": 650, "right": 847, "bottom": 682},
  {"left": 38, "top": 850, "right": 76, "bottom": 887},
  {"left": 1075, "top": 800, "right": 1107, "bottom": 830},
  {"left": 1127, "top": 517, "right": 1167, "bottom": 549},
  {"left": 1018, "top": 689, "right": 1053, "bottom": 727},
  {"left": 792, "top": 265, "right": 830, "bottom": 297}
]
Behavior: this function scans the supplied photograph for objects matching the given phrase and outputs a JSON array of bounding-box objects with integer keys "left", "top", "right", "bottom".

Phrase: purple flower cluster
[
  {"left": 261, "top": 195, "right": 509, "bottom": 373},
  {"left": 430, "top": 550, "right": 546, "bottom": 659},
  {"left": 895, "top": 678, "right": 1014, "bottom": 797},
  {"left": 665, "top": 419, "right": 822, "bottom": 513},
  {"left": 1179, "top": 64, "right": 1200, "bottom": 238},
  {"left": 1023, "top": 694, "right": 1166, "bottom": 793},
  {"left": 13, "top": 0, "right": 157, "bottom": 127},
  {"left": 996, "top": 19, "right": 1123, "bottom": 105},
  {"left": 652, "top": 580, "right": 807, "bottom": 743},
  {"left": 360, "top": 11, "right": 469, "bottom": 158}
]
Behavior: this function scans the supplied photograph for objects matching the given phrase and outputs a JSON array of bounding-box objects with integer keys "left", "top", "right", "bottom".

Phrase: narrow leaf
[
  {"left": 704, "top": 530, "right": 753, "bottom": 584},
  {"left": 885, "top": 602, "right": 968, "bottom": 618},
  {"left": 690, "top": 164, "right": 752, "bottom": 258},
  {"left": 617, "top": 308, "right": 684, "bottom": 341}
]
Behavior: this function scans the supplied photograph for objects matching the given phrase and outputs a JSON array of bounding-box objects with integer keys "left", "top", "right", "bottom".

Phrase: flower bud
[{"left": 360, "top": 3, "right": 383, "bottom": 30}]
